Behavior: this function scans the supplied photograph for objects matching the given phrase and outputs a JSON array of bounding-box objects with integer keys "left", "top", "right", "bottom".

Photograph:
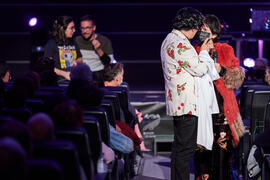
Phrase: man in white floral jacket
[{"left": 160, "top": 7, "right": 221, "bottom": 180}]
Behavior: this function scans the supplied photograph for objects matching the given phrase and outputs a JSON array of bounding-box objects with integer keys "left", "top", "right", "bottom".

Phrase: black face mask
[{"left": 198, "top": 31, "right": 210, "bottom": 43}]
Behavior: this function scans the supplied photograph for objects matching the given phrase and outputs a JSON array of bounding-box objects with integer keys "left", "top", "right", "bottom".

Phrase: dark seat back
[
  {"left": 39, "top": 86, "right": 65, "bottom": 93},
  {"left": 264, "top": 101, "right": 270, "bottom": 131},
  {"left": 33, "top": 140, "right": 81, "bottom": 180},
  {"left": 83, "top": 106, "right": 110, "bottom": 146},
  {"left": 25, "top": 98, "right": 45, "bottom": 113},
  {"left": 251, "top": 90, "right": 270, "bottom": 134},
  {"left": 0, "top": 106, "right": 32, "bottom": 123},
  {"left": 55, "top": 127, "right": 94, "bottom": 180},
  {"left": 103, "top": 86, "right": 129, "bottom": 110},
  {"left": 103, "top": 91, "right": 121, "bottom": 122},
  {"left": 27, "top": 159, "right": 64, "bottom": 180},
  {"left": 101, "top": 99, "right": 116, "bottom": 127},
  {"left": 83, "top": 115, "right": 102, "bottom": 172},
  {"left": 240, "top": 84, "right": 268, "bottom": 120}
]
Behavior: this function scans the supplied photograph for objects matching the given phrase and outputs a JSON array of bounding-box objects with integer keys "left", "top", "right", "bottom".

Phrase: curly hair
[
  {"left": 51, "top": 16, "right": 73, "bottom": 45},
  {"left": 172, "top": 7, "right": 204, "bottom": 31},
  {"left": 204, "top": 14, "right": 221, "bottom": 42}
]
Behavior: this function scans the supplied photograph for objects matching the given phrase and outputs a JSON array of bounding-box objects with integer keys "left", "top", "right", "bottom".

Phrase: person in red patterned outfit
[
  {"left": 194, "top": 14, "right": 245, "bottom": 180},
  {"left": 161, "top": 8, "right": 221, "bottom": 180}
]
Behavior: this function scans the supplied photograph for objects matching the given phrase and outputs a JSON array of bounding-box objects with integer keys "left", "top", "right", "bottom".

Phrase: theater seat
[
  {"left": 33, "top": 140, "right": 81, "bottom": 180},
  {"left": 55, "top": 127, "right": 94, "bottom": 180},
  {"left": 27, "top": 159, "right": 64, "bottom": 180},
  {"left": 83, "top": 106, "right": 110, "bottom": 146},
  {"left": 83, "top": 115, "right": 102, "bottom": 172}
]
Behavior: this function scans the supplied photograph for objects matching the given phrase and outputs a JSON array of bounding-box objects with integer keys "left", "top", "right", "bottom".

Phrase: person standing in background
[{"left": 160, "top": 7, "right": 220, "bottom": 180}]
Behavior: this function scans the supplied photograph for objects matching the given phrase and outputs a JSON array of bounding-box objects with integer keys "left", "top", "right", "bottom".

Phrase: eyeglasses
[
  {"left": 80, "top": 26, "right": 94, "bottom": 31},
  {"left": 67, "top": 26, "right": 76, "bottom": 31}
]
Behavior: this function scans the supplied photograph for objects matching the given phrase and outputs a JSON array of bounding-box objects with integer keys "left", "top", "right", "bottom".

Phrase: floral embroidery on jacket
[
  {"left": 167, "top": 89, "right": 172, "bottom": 101},
  {"left": 166, "top": 43, "right": 175, "bottom": 59},
  {"left": 178, "top": 60, "right": 190, "bottom": 69},
  {"left": 177, "top": 82, "right": 187, "bottom": 95},
  {"left": 177, "top": 43, "right": 190, "bottom": 55}
]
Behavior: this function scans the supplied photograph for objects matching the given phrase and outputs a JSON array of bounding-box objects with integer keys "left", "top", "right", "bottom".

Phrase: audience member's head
[
  {"left": 103, "top": 63, "right": 124, "bottom": 86},
  {"left": 0, "top": 61, "right": 11, "bottom": 82},
  {"left": 0, "top": 119, "right": 32, "bottom": 155},
  {"left": 172, "top": 7, "right": 203, "bottom": 32},
  {"left": 253, "top": 57, "right": 269, "bottom": 81},
  {"left": 255, "top": 57, "right": 268, "bottom": 71},
  {"left": 28, "top": 113, "right": 55, "bottom": 141},
  {"left": 24, "top": 71, "right": 40, "bottom": 91},
  {"left": 70, "top": 62, "right": 93, "bottom": 82},
  {"left": 52, "top": 15, "right": 75, "bottom": 45},
  {"left": 67, "top": 79, "right": 104, "bottom": 107},
  {"left": 80, "top": 14, "right": 96, "bottom": 40},
  {"left": 50, "top": 101, "right": 84, "bottom": 127},
  {"left": 0, "top": 137, "right": 27, "bottom": 180}
]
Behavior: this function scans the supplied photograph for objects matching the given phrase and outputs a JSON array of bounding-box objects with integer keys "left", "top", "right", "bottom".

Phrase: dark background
[{"left": 1, "top": 1, "right": 270, "bottom": 90}]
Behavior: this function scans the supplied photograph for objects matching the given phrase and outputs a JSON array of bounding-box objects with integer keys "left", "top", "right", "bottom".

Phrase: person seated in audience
[
  {"left": 246, "top": 57, "right": 269, "bottom": 83},
  {"left": 76, "top": 15, "right": 116, "bottom": 87},
  {"left": 51, "top": 101, "right": 116, "bottom": 163},
  {"left": 103, "top": 63, "right": 149, "bottom": 151},
  {"left": 67, "top": 80, "right": 134, "bottom": 154},
  {"left": 0, "top": 61, "right": 11, "bottom": 82},
  {"left": 43, "top": 16, "right": 82, "bottom": 81},
  {"left": 27, "top": 113, "right": 55, "bottom": 142},
  {"left": 0, "top": 137, "right": 27, "bottom": 180},
  {"left": 0, "top": 119, "right": 32, "bottom": 155}
]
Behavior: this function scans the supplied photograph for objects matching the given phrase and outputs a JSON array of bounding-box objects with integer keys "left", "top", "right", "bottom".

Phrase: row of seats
[
  {"left": 1, "top": 82, "right": 134, "bottom": 180},
  {"left": 239, "top": 82, "right": 270, "bottom": 179}
]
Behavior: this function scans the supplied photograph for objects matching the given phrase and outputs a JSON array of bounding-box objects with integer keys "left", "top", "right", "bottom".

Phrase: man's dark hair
[
  {"left": 80, "top": 14, "right": 96, "bottom": 25},
  {"left": 103, "top": 63, "right": 123, "bottom": 82},
  {"left": 204, "top": 14, "right": 221, "bottom": 42},
  {"left": 51, "top": 15, "right": 74, "bottom": 45},
  {"left": 172, "top": 7, "right": 204, "bottom": 31}
]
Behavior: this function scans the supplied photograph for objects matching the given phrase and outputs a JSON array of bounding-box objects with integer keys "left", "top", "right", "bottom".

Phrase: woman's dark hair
[
  {"left": 172, "top": 7, "right": 204, "bottom": 31},
  {"left": 51, "top": 16, "right": 74, "bottom": 45},
  {"left": 204, "top": 14, "right": 221, "bottom": 42}
]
